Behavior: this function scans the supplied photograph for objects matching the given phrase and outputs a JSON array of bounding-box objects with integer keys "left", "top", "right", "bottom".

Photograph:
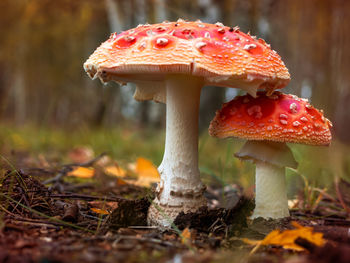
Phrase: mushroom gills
[
  {"left": 134, "top": 81, "right": 166, "bottom": 103},
  {"left": 235, "top": 140, "right": 298, "bottom": 169}
]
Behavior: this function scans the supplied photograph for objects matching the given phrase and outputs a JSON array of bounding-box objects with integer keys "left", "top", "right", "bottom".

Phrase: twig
[
  {"left": 42, "top": 167, "right": 71, "bottom": 185},
  {"left": 3, "top": 211, "right": 68, "bottom": 229},
  {"left": 8, "top": 219, "right": 60, "bottom": 230},
  {"left": 0, "top": 194, "right": 94, "bottom": 233},
  {"left": 18, "top": 186, "right": 31, "bottom": 208},
  {"left": 64, "top": 152, "right": 107, "bottom": 168},
  {"left": 50, "top": 193, "right": 121, "bottom": 202},
  {"left": 128, "top": 226, "right": 158, "bottom": 230},
  {"left": 0, "top": 203, "right": 18, "bottom": 217},
  {"left": 311, "top": 188, "right": 326, "bottom": 213},
  {"left": 112, "top": 235, "right": 181, "bottom": 248},
  {"left": 43, "top": 152, "right": 107, "bottom": 186},
  {"left": 313, "top": 188, "right": 338, "bottom": 203}
]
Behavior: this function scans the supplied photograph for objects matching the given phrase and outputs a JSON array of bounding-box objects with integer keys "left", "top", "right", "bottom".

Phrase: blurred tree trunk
[
  {"left": 267, "top": 0, "right": 349, "bottom": 143},
  {"left": 155, "top": 0, "right": 167, "bottom": 22},
  {"left": 135, "top": 0, "right": 168, "bottom": 128},
  {"left": 306, "top": 0, "right": 333, "bottom": 115},
  {"left": 247, "top": 0, "right": 259, "bottom": 35},
  {"left": 0, "top": 66, "right": 6, "bottom": 119},
  {"left": 135, "top": 0, "right": 151, "bottom": 126},
  {"left": 94, "top": 0, "right": 123, "bottom": 126},
  {"left": 105, "top": 0, "right": 123, "bottom": 33},
  {"left": 12, "top": 68, "right": 26, "bottom": 124},
  {"left": 332, "top": 0, "right": 350, "bottom": 143}
]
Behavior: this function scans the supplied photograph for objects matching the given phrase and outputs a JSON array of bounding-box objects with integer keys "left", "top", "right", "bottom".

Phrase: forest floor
[{"left": 0, "top": 126, "right": 350, "bottom": 263}]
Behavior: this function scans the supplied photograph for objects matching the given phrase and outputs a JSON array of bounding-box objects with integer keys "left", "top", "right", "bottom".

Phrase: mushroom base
[{"left": 147, "top": 194, "right": 207, "bottom": 228}]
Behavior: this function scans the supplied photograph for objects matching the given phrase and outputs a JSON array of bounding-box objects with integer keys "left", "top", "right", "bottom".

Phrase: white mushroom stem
[
  {"left": 252, "top": 161, "right": 290, "bottom": 219},
  {"left": 148, "top": 75, "right": 207, "bottom": 227},
  {"left": 235, "top": 140, "right": 296, "bottom": 219}
]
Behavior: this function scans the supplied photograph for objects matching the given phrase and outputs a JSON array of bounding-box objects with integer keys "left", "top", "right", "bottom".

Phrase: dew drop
[
  {"left": 280, "top": 119, "right": 288, "bottom": 125},
  {"left": 289, "top": 103, "right": 298, "bottom": 113},
  {"left": 195, "top": 41, "right": 207, "bottom": 50},
  {"left": 293, "top": 121, "right": 301, "bottom": 127},
  {"left": 156, "top": 38, "right": 169, "bottom": 46},
  {"left": 243, "top": 44, "right": 257, "bottom": 51}
]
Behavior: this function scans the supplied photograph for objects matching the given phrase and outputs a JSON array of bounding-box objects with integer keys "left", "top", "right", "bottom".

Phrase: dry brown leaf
[
  {"left": 67, "top": 167, "right": 94, "bottom": 178},
  {"left": 89, "top": 201, "right": 119, "bottom": 210},
  {"left": 181, "top": 227, "right": 191, "bottom": 245},
  {"left": 243, "top": 221, "right": 326, "bottom": 251}
]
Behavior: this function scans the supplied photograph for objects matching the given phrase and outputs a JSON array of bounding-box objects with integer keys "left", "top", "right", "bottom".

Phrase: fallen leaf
[
  {"left": 131, "top": 157, "right": 160, "bottom": 187},
  {"left": 67, "top": 167, "right": 94, "bottom": 178},
  {"left": 104, "top": 165, "right": 127, "bottom": 177},
  {"left": 243, "top": 221, "right": 326, "bottom": 251},
  {"left": 136, "top": 158, "right": 159, "bottom": 177},
  {"left": 90, "top": 208, "right": 109, "bottom": 215},
  {"left": 116, "top": 178, "right": 128, "bottom": 185},
  {"left": 89, "top": 201, "right": 119, "bottom": 210},
  {"left": 89, "top": 201, "right": 118, "bottom": 215},
  {"left": 181, "top": 227, "right": 191, "bottom": 245}
]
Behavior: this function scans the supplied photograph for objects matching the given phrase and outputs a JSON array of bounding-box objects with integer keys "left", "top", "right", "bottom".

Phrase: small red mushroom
[
  {"left": 209, "top": 91, "right": 332, "bottom": 219},
  {"left": 84, "top": 20, "right": 290, "bottom": 227}
]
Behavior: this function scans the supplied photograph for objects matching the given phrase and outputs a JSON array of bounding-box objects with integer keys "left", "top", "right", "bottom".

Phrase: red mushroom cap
[
  {"left": 209, "top": 91, "right": 332, "bottom": 146},
  {"left": 84, "top": 20, "right": 290, "bottom": 92}
]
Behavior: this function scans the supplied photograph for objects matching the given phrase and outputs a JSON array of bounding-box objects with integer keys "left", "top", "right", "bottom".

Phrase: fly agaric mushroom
[
  {"left": 209, "top": 91, "right": 332, "bottom": 219},
  {"left": 83, "top": 19, "right": 290, "bottom": 227}
]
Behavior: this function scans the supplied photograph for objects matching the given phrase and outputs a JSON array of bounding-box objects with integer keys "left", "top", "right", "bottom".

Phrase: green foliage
[{"left": 1, "top": 124, "right": 348, "bottom": 191}]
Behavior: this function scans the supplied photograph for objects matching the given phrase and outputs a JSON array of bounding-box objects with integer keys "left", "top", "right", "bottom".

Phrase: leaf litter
[{"left": 1, "top": 151, "right": 350, "bottom": 263}]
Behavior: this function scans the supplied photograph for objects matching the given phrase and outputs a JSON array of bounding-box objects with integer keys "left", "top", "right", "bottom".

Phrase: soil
[{"left": 0, "top": 154, "right": 350, "bottom": 263}]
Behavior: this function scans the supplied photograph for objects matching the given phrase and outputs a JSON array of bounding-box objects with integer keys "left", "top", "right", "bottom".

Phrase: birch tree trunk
[{"left": 96, "top": 0, "right": 123, "bottom": 126}]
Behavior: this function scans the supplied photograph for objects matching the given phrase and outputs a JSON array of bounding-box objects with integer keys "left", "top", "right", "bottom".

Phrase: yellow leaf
[
  {"left": 67, "top": 167, "right": 94, "bottom": 178},
  {"left": 89, "top": 201, "right": 118, "bottom": 211},
  {"left": 90, "top": 208, "right": 109, "bottom": 215},
  {"left": 181, "top": 227, "right": 191, "bottom": 245},
  {"left": 243, "top": 221, "right": 326, "bottom": 251},
  {"left": 136, "top": 157, "right": 159, "bottom": 178},
  {"left": 105, "top": 165, "right": 127, "bottom": 178},
  {"left": 129, "top": 158, "right": 160, "bottom": 187}
]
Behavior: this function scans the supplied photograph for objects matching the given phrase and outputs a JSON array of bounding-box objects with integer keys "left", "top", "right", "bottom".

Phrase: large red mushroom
[
  {"left": 83, "top": 20, "right": 290, "bottom": 227},
  {"left": 209, "top": 91, "right": 332, "bottom": 219}
]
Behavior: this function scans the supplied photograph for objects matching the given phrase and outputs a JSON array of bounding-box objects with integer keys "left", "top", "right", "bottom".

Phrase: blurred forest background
[{"left": 0, "top": 0, "right": 349, "bottom": 184}]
